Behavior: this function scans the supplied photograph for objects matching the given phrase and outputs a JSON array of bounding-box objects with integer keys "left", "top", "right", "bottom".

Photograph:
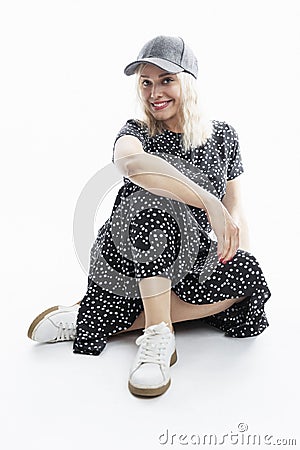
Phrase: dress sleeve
[
  {"left": 112, "top": 119, "right": 147, "bottom": 163},
  {"left": 225, "top": 124, "right": 244, "bottom": 181}
]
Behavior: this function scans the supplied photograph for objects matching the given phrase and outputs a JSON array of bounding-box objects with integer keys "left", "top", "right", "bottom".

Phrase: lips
[{"left": 151, "top": 100, "right": 172, "bottom": 111}]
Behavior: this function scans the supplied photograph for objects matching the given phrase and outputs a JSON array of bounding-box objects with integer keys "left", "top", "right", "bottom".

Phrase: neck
[{"left": 162, "top": 120, "right": 183, "bottom": 134}]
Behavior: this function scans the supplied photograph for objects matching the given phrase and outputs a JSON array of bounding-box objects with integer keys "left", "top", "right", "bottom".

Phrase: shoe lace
[
  {"left": 135, "top": 325, "right": 172, "bottom": 365},
  {"left": 56, "top": 322, "right": 77, "bottom": 341}
]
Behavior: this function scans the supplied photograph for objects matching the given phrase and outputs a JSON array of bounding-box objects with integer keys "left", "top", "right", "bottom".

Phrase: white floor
[{"left": 2, "top": 267, "right": 299, "bottom": 450}]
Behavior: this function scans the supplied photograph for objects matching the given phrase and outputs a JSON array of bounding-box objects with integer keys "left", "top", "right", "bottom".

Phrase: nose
[{"left": 150, "top": 82, "right": 163, "bottom": 99}]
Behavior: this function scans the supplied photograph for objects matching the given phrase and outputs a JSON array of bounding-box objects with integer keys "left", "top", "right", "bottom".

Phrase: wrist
[{"left": 202, "top": 194, "right": 221, "bottom": 214}]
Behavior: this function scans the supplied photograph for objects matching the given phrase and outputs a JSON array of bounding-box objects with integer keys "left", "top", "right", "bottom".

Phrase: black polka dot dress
[{"left": 73, "top": 119, "right": 271, "bottom": 356}]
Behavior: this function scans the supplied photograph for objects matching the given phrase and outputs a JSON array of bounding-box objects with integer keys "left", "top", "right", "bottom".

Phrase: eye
[
  {"left": 141, "top": 79, "right": 152, "bottom": 87},
  {"left": 162, "top": 77, "right": 174, "bottom": 84}
]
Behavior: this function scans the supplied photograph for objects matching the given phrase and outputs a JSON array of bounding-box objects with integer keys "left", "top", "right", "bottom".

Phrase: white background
[{"left": 1, "top": 1, "right": 300, "bottom": 449}]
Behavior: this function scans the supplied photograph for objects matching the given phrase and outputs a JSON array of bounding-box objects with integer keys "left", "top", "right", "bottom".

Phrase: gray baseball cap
[{"left": 124, "top": 35, "right": 198, "bottom": 79}]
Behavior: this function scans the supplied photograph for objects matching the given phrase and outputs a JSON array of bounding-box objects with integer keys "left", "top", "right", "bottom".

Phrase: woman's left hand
[{"left": 205, "top": 197, "right": 240, "bottom": 263}]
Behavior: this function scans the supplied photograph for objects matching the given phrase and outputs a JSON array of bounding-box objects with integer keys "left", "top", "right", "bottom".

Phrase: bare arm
[
  {"left": 114, "top": 135, "right": 215, "bottom": 211},
  {"left": 114, "top": 135, "right": 240, "bottom": 262},
  {"left": 221, "top": 177, "right": 250, "bottom": 252}
]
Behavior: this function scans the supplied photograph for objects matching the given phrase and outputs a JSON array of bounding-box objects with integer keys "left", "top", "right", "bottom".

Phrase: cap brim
[{"left": 124, "top": 57, "right": 184, "bottom": 76}]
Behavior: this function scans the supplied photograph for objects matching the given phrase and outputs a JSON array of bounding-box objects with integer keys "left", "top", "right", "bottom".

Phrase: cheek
[
  {"left": 140, "top": 88, "right": 149, "bottom": 101},
  {"left": 140, "top": 91, "right": 151, "bottom": 111},
  {"left": 174, "top": 88, "right": 182, "bottom": 103},
  {"left": 168, "top": 86, "right": 181, "bottom": 103}
]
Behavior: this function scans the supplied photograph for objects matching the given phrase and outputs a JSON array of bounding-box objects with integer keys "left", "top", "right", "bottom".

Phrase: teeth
[{"left": 154, "top": 101, "right": 168, "bottom": 107}]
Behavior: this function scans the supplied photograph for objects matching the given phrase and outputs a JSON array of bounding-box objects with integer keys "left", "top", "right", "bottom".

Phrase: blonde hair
[{"left": 135, "top": 64, "right": 213, "bottom": 153}]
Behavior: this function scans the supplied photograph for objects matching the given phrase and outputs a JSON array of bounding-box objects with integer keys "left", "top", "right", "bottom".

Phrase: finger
[
  {"left": 229, "top": 228, "right": 240, "bottom": 260},
  {"left": 221, "top": 229, "right": 239, "bottom": 263},
  {"left": 220, "top": 235, "right": 231, "bottom": 263},
  {"left": 217, "top": 239, "right": 224, "bottom": 259},
  {"left": 219, "top": 234, "right": 230, "bottom": 262},
  {"left": 224, "top": 232, "right": 232, "bottom": 258}
]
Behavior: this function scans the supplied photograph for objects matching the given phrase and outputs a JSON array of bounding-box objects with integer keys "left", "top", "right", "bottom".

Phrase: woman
[{"left": 27, "top": 35, "right": 271, "bottom": 397}]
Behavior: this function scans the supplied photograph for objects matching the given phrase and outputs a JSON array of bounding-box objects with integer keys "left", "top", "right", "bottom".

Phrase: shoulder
[
  {"left": 211, "top": 120, "right": 239, "bottom": 147},
  {"left": 114, "top": 119, "right": 150, "bottom": 149},
  {"left": 113, "top": 119, "right": 148, "bottom": 164},
  {"left": 211, "top": 119, "right": 237, "bottom": 135},
  {"left": 117, "top": 119, "right": 148, "bottom": 137}
]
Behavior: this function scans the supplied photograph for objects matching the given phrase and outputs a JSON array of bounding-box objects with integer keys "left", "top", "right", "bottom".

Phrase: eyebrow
[{"left": 140, "top": 72, "right": 174, "bottom": 78}]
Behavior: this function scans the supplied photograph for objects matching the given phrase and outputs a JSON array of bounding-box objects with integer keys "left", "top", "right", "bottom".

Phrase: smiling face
[{"left": 138, "top": 64, "right": 183, "bottom": 132}]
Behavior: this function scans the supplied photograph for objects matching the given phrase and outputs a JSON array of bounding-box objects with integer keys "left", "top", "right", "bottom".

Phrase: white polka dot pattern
[{"left": 73, "top": 120, "right": 271, "bottom": 356}]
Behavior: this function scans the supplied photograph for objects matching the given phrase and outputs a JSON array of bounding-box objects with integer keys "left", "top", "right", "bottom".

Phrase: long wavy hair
[{"left": 135, "top": 64, "right": 213, "bottom": 153}]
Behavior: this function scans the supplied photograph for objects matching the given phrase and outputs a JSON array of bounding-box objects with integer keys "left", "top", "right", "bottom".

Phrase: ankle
[{"left": 145, "top": 321, "right": 174, "bottom": 333}]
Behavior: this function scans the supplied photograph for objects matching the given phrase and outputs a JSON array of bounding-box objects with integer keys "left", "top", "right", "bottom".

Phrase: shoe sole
[
  {"left": 27, "top": 303, "right": 79, "bottom": 341},
  {"left": 128, "top": 349, "right": 178, "bottom": 397}
]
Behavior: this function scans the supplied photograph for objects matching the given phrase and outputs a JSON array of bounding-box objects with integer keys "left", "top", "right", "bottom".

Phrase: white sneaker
[
  {"left": 128, "top": 321, "right": 177, "bottom": 397},
  {"left": 27, "top": 304, "right": 80, "bottom": 343}
]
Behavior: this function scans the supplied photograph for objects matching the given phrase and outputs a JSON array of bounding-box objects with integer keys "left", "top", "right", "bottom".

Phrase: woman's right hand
[{"left": 205, "top": 197, "right": 240, "bottom": 263}]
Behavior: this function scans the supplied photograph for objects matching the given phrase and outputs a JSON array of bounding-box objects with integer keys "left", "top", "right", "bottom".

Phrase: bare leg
[
  {"left": 137, "top": 276, "right": 174, "bottom": 332},
  {"left": 117, "top": 281, "right": 247, "bottom": 335}
]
